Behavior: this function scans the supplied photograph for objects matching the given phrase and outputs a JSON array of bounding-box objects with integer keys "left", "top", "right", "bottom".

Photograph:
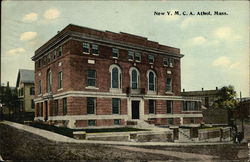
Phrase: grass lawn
[{"left": 29, "top": 122, "right": 147, "bottom": 138}]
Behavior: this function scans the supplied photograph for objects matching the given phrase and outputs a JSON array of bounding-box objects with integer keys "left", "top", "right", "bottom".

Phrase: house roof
[{"left": 16, "top": 69, "right": 34, "bottom": 87}]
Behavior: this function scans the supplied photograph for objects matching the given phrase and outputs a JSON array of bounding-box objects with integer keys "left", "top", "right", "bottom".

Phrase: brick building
[
  {"left": 32, "top": 24, "right": 203, "bottom": 128},
  {"left": 181, "top": 87, "right": 220, "bottom": 109}
]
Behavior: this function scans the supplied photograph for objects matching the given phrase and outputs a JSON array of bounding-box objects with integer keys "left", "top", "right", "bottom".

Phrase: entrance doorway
[{"left": 132, "top": 101, "right": 140, "bottom": 119}]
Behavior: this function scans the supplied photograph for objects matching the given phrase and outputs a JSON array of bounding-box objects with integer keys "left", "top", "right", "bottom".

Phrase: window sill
[
  {"left": 149, "top": 62, "right": 154, "bottom": 65},
  {"left": 128, "top": 59, "right": 134, "bottom": 61},
  {"left": 57, "top": 88, "right": 63, "bottom": 92},
  {"left": 135, "top": 60, "right": 141, "bottom": 63},
  {"left": 38, "top": 94, "right": 42, "bottom": 97},
  {"left": 165, "top": 92, "right": 174, "bottom": 95},
  {"left": 182, "top": 111, "right": 202, "bottom": 113},
  {"left": 147, "top": 91, "right": 156, "bottom": 95},
  {"left": 93, "top": 53, "right": 99, "bottom": 56},
  {"left": 109, "top": 88, "right": 122, "bottom": 93},
  {"left": 83, "top": 52, "right": 90, "bottom": 55},
  {"left": 112, "top": 57, "right": 118, "bottom": 59},
  {"left": 86, "top": 86, "right": 99, "bottom": 90}
]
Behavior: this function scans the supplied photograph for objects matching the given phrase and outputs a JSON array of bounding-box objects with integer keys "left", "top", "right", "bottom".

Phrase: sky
[{"left": 1, "top": 1, "right": 249, "bottom": 97}]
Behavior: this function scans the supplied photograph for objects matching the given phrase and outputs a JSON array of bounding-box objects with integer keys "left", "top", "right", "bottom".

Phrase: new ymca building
[{"left": 32, "top": 24, "right": 203, "bottom": 128}]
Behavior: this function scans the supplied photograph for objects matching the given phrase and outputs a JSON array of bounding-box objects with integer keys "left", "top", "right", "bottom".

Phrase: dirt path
[{"left": 114, "top": 145, "right": 219, "bottom": 161}]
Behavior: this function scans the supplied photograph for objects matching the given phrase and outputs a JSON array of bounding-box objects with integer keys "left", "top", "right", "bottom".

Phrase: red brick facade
[{"left": 32, "top": 24, "right": 203, "bottom": 128}]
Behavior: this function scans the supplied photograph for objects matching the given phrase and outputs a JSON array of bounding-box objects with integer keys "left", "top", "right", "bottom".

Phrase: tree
[
  {"left": 213, "top": 85, "right": 238, "bottom": 109},
  {"left": 212, "top": 85, "right": 238, "bottom": 126},
  {"left": 0, "top": 83, "right": 20, "bottom": 117}
]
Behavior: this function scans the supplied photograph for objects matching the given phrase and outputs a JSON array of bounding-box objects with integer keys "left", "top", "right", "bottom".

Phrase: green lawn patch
[{"left": 29, "top": 122, "right": 147, "bottom": 138}]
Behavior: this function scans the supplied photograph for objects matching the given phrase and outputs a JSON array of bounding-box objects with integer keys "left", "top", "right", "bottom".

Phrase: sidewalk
[{"left": 1, "top": 120, "right": 234, "bottom": 146}]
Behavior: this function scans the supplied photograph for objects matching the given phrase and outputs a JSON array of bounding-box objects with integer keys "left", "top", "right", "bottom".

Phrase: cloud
[
  {"left": 212, "top": 56, "right": 241, "bottom": 70},
  {"left": 214, "top": 27, "right": 232, "bottom": 39},
  {"left": 190, "top": 36, "right": 207, "bottom": 45},
  {"left": 22, "top": 13, "right": 38, "bottom": 22},
  {"left": 212, "top": 56, "right": 231, "bottom": 67},
  {"left": 229, "top": 62, "right": 240, "bottom": 69},
  {"left": 20, "top": 32, "right": 37, "bottom": 41},
  {"left": 6, "top": 48, "right": 26, "bottom": 56},
  {"left": 214, "top": 27, "right": 241, "bottom": 40},
  {"left": 44, "top": 8, "right": 60, "bottom": 20},
  {"left": 180, "top": 17, "right": 193, "bottom": 29}
]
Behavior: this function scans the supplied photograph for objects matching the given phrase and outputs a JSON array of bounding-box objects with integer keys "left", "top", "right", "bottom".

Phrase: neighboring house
[
  {"left": 32, "top": 24, "right": 203, "bottom": 128},
  {"left": 181, "top": 88, "right": 220, "bottom": 109},
  {"left": 16, "top": 69, "right": 35, "bottom": 113}
]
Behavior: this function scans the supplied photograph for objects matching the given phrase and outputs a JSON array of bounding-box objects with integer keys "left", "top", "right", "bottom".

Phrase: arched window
[
  {"left": 112, "top": 67, "right": 119, "bottom": 88},
  {"left": 132, "top": 70, "right": 138, "bottom": 89},
  {"left": 109, "top": 64, "right": 122, "bottom": 89},
  {"left": 129, "top": 67, "right": 140, "bottom": 90},
  {"left": 147, "top": 70, "right": 157, "bottom": 92}
]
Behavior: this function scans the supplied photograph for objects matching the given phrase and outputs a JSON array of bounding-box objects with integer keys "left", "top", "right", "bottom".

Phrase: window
[
  {"left": 169, "top": 58, "right": 174, "bottom": 67},
  {"left": 87, "top": 97, "right": 96, "bottom": 114},
  {"left": 149, "top": 100, "right": 155, "bottom": 114},
  {"left": 131, "top": 69, "right": 138, "bottom": 89},
  {"left": 40, "top": 103, "right": 43, "bottom": 116},
  {"left": 148, "top": 55, "right": 154, "bottom": 64},
  {"left": 183, "top": 101, "right": 199, "bottom": 111},
  {"left": 164, "top": 58, "right": 174, "bottom": 67},
  {"left": 63, "top": 98, "right": 67, "bottom": 115},
  {"left": 110, "top": 65, "right": 122, "bottom": 89},
  {"left": 112, "top": 98, "right": 120, "bottom": 114},
  {"left": 148, "top": 71, "right": 156, "bottom": 91},
  {"left": 166, "top": 100, "right": 173, "bottom": 114},
  {"left": 167, "top": 118, "right": 173, "bottom": 125},
  {"left": 87, "top": 70, "right": 96, "bottom": 87},
  {"left": 31, "top": 100, "right": 35, "bottom": 109},
  {"left": 58, "top": 46, "right": 62, "bottom": 57},
  {"left": 83, "top": 42, "right": 90, "bottom": 53},
  {"left": 112, "top": 48, "right": 119, "bottom": 58},
  {"left": 166, "top": 78, "right": 172, "bottom": 92},
  {"left": 47, "top": 69, "right": 52, "bottom": 92},
  {"left": 114, "top": 119, "right": 121, "bottom": 125},
  {"left": 53, "top": 100, "right": 58, "bottom": 116},
  {"left": 20, "top": 88, "right": 24, "bottom": 96},
  {"left": 205, "top": 97, "right": 209, "bottom": 108},
  {"left": 163, "top": 58, "right": 169, "bottom": 66},
  {"left": 30, "top": 87, "right": 35, "bottom": 95},
  {"left": 38, "top": 80, "right": 42, "bottom": 94},
  {"left": 128, "top": 51, "right": 134, "bottom": 61},
  {"left": 92, "top": 44, "right": 99, "bottom": 55},
  {"left": 58, "top": 71, "right": 63, "bottom": 89},
  {"left": 135, "top": 52, "right": 141, "bottom": 62},
  {"left": 88, "top": 120, "right": 96, "bottom": 126},
  {"left": 112, "top": 67, "right": 119, "bottom": 88}
]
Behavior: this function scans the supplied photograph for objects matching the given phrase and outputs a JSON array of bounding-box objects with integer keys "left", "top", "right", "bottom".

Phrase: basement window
[
  {"left": 88, "top": 120, "right": 96, "bottom": 126},
  {"left": 114, "top": 119, "right": 121, "bottom": 125}
]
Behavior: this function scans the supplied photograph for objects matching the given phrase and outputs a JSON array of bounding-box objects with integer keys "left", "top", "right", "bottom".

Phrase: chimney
[
  {"left": 202, "top": 88, "right": 204, "bottom": 91},
  {"left": 183, "top": 89, "right": 185, "bottom": 92},
  {"left": 7, "top": 81, "right": 9, "bottom": 88},
  {"left": 216, "top": 87, "right": 218, "bottom": 90}
]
